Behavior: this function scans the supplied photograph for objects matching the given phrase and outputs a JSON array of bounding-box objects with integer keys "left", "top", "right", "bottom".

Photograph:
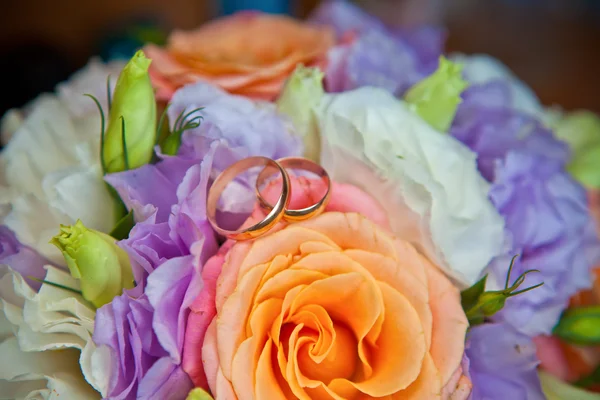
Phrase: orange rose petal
[
  {"left": 344, "top": 249, "right": 432, "bottom": 349},
  {"left": 322, "top": 379, "right": 362, "bottom": 400},
  {"left": 351, "top": 283, "right": 427, "bottom": 396},
  {"left": 285, "top": 324, "right": 315, "bottom": 399},
  {"left": 299, "top": 240, "right": 340, "bottom": 256},
  {"left": 424, "top": 258, "right": 469, "bottom": 384},
  {"left": 217, "top": 263, "right": 269, "bottom": 380},
  {"left": 256, "top": 254, "right": 295, "bottom": 297},
  {"left": 390, "top": 240, "right": 428, "bottom": 285},
  {"left": 289, "top": 305, "right": 334, "bottom": 363},
  {"left": 297, "top": 323, "right": 358, "bottom": 383},
  {"left": 395, "top": 353, "right": 442, "bottom": 399},
  {"left": 238, "top": 227, "right": 340, "bottom": 276},
  {"left": 273, "top": 285, "right": 306, "bottom": 344},
  {"left": 255, "top": 340, "right": 290, "bottom": 400},
  {"left": 255, "top": 269, "right": 328, "bottom": 305},
  {"left": 290, "top": 252, "right": 384, "bottom": 346},
  {"left": 305, "top": 385, "right": 348, "bottom": 400},
  {"left": 232, "top": 298, "right": 283, "bottom": 399},
  {"left": 215, "top": 367, "right": 238, "bottom": 400},
  {"left": 295, "top": 213, "right": 398, "bottom": 260},
  {"left": 288, "top": 258, "right": 383, "bottom": 344}
]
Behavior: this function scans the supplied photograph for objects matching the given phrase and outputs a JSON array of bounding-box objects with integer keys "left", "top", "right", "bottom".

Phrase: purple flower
[
  {"left": 309, "top": 1, "right": 444, "bottom": 95},
  {"left": 93, "top": 254, "right": 201, "bottom": 400},
  {"left": 450, "top": 81, "right": 600, "bottom": 336},
  {"left": 485, "top": 152, "right": 600, "bottom": 336},
  {"left": 451, "top": 82, "right": 570, "bottom": 181},
  {"left": 171, "top": 82, "right": 301, "bottom": 167},
  {"left": 467, "top": 322, "right": 545, "bottom": 399},
  {"left": 0, "top": 226, "right": 49, "bottom": 291},
  {"left": 94, "top": 81, "right": 301, "bottom": 399}
]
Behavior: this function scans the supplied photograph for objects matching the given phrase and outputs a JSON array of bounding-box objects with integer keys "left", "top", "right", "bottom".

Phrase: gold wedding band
[
  {"left": 207, "top": 157, "right": 291, "bottom": 240},
  {"left": 256, "top": 156, "right": 331, "bottom": 222}
]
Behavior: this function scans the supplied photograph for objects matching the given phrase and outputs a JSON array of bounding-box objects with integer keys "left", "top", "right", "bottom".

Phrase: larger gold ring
[
  {"left": 207, "top": 157, "right": 291, "bottom": 240},
  {"left": 256, "top": 156, "right": 331, "bottom": 222}
]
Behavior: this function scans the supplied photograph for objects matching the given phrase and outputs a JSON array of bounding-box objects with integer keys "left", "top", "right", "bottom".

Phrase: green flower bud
[
  {"left": 540, "top": 370, "right": 600, "bottom": 400},
  {"left": 50, "top": 220, "right": 135, "bottom": 308},
  {"left": 550, "top": 111, "right": 600, "bottom": 189},
  {"left": 102, "top": 50, "right": 156, "bottom": 173},
  {"left": 276, "top": 64, "right": 325, "bottom": 162},
  {"left": 553, "top": 305, "right": 600, "bottom": 346},
  {"left": 186, "top": 388, "right": 214, "bottom": 400},
  {"left": 478, "top": 291, "right": 507, "bottom": 317},
  {"left": 405, "top": 56, "right": 469, "bottom": 132}
]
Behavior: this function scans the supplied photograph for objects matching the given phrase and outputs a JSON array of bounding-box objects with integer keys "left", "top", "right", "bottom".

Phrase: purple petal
[
  {"left": 0, "top": 226, "right": 50, "bottom": 291},
  {"left": 146, "top": 255, "right": 203, "bottom": 363},
  {"left": 467, "top": 322, "right": 545, "bottom": 400}
]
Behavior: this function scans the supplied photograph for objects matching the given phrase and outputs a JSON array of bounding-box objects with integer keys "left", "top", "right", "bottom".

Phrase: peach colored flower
[
  {"left": 182, "top": 178, "right": 470, "bottom": 399},
  {"left": 145, "top": 12, "right": 335, "bottom": 101}
]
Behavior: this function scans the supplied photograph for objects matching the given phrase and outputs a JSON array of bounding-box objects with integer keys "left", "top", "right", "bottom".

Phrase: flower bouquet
[{"left": 2, "top": 1, "right": 600, "bottom": 399}]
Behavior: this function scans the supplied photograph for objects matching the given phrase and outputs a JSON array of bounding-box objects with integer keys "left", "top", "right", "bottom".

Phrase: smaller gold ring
[
  {"left": 207, "top": 157, "right": 291, "bottom": 240},
  {"left": 256, "top": 157, "right": 331, "bottom": 222}
]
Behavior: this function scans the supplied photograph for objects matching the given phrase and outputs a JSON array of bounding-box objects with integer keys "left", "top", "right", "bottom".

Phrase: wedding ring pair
[{"left": 206, "top": 156, "right": 331, "bottom": 241}]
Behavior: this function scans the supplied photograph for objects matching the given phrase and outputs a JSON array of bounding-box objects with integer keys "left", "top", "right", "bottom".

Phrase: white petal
[
  {"left": 4, "top": 166, "right": 116, "bottom": 263},
  {"left": 316, "top": 87, "right": 505, "bottom": 285},
  {"left": 0, "top": 265, "right": 102, "bottom": 397},
  {"left": 0, "top": 337, "right": 100, "bottom": 400}
]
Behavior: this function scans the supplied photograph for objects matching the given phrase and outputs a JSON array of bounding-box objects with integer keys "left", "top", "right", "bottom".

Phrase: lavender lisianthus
[
  {"left": 93, "top": 254, "right": 201, "bottom": 400},
  {"left": 467, "top": 322, "right": 545, "bottom": 399},
  {"left": 93, "top": 81, "right": 301, "bottom": 399},
  {"left": 485, "top": 152, "right": 600, "bottom": 336},
  {"left": 309, "top": 0, "right": 444, "bottom": 95},
  {"left": 450, "top": 78, "right": 600, "bottom": 336},
  {"left": 451, "top": 82, "right": 570, "bottom": 181}
]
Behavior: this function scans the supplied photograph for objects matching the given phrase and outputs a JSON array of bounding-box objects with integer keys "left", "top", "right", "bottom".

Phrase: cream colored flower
[
  {"left": 0, "top": 59, "right": 125, "bottom": 263},
  {"left": 0, "top": 264, "right": 110, "bottom": 399},
  {"left": 314, "top": 87, "right": 505, "bottom": 285}
]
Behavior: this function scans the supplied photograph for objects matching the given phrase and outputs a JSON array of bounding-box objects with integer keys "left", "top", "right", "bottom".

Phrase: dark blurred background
[{"left": 0, "top": 0, "right": 599, "bottom": 117}]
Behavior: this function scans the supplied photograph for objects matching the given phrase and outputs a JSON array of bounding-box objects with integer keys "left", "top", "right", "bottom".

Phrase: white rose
[
  {"left": 0, "top": 265, "right": 111, "bottom": 399},
  {"left": 315, "top": 87, "right": 505, "bottom": 285}
]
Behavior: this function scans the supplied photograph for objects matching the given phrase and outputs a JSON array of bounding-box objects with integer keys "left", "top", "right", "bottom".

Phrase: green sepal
[
  {"left": 553, "top": 305, "right": 600, "bottom": 346},
  {"left": 461, "top": 255, "right": 544, "bottom": 326},
  {"left": 159, "top": 107, "right": 204, "bottom": 156},
  {"left": 109, "top": 210, "right": 135, "bottom": 241},
  {"left": 461, "top": 274, "right": 487, "bottom": 311}
]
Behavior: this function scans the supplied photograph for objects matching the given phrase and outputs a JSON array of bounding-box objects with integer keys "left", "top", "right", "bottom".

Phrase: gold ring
[
  {"left": 207, "top": 157, "right": 291, "bottom": 240},
  {"left": 256, "top": 156, "right": 331, "bottom": 222}
]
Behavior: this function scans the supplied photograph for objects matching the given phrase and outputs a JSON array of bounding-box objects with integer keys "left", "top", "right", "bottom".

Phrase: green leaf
[
  {"left": 553, "top": 305, "right": 600, "bottom": 346},
  {"left": 461, "top": 274, "right": 487, "bottom": 311},
  {"left": 109, "top": 210, "right": 135, "bottom": 241}
]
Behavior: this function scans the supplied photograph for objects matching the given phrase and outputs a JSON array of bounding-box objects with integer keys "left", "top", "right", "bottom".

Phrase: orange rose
[
  {"left": 145, "top": 12, "right": 334, "bottom": 101},
  {"left": 183, "top": 178, "right": 470, "bottom": 399}
]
